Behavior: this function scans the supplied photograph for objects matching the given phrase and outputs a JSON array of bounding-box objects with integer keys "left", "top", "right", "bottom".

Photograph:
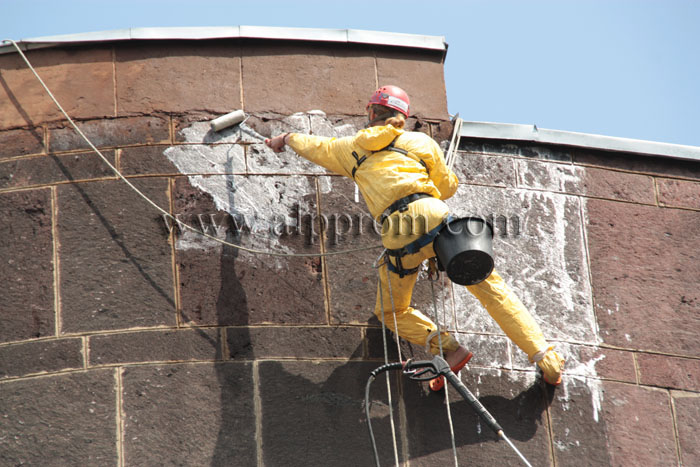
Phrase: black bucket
[{"left": 434, "top": 217, "right": 494, "bottom": 286}]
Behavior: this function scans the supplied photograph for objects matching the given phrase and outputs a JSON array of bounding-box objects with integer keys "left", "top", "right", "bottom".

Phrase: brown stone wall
[{"left": 1, "top": 38, "right": 698, "bottom": 467}]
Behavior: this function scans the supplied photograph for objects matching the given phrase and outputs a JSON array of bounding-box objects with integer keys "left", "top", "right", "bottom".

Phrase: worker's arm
[
  {"left": 421, "top": 136, "right": 459, "bottom": 200},
  {"left": 266, "top": 132, "right": 351, "bottom": 177}
]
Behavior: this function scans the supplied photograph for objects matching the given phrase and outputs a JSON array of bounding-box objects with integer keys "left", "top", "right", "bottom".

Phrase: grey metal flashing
[
  {"left": 0, "top": 26, "right": 446, "bottom": 55},
  {"left": 460, "top": 121, "right": 700, "bottom": 163}
]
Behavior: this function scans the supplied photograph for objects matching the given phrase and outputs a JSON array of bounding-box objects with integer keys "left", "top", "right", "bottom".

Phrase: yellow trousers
[{"left": 374, "top": 198, "right": 563, "bottom": 384}]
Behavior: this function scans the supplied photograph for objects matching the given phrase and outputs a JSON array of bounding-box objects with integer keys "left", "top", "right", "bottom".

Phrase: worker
[{"left": 265, "top": 85, "right": 564, "bottom": 389}]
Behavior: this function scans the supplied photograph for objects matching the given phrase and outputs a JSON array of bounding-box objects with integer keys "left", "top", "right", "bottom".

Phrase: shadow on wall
[{"left": 194, "top": 169, "right": 555, "bottom": 465}]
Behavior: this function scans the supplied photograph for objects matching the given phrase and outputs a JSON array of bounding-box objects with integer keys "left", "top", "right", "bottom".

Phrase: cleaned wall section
[{"left": 1, "top": 35, "right": 698, "bottom": 466}]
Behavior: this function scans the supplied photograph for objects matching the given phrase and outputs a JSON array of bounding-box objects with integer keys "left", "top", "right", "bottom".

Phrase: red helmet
[{"left": 367, "top": 85, "right": 410, "bottom": 117}]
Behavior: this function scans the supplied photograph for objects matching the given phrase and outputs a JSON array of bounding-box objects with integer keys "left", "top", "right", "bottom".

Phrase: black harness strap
[
  {"left": 351, "top": 151, "right": 367, "bottom": 179},
  {"left": 351, "top": 138, "right": 429, "bottom": 180},
  {"left": 384, "top": 214, "right": 454, "bottom": 278}
]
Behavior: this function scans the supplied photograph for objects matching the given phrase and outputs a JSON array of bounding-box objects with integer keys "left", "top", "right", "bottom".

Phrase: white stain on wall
[
  {"left": 163, "top": 112, "right": 359, "bottom": 257},
  {"left": 446, "top": 155, "right": 605, "bottom": 424}
]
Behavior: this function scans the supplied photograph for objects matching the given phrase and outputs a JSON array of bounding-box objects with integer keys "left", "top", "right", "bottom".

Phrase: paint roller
[{"left": 209, "top": 110, "right": 267, "bottom": 141}]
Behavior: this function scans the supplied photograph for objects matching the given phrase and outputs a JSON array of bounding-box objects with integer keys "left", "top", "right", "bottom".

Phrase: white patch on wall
[
  {"left": 163, "top": 111, "right": 361, "bottom": 259},
  {"left": 447, "top": 154, "right": 604, "bottom": 426}
]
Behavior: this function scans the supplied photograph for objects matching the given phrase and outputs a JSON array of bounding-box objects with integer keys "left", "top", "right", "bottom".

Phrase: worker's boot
[{"left": 429, "top": 345, "right": 473, "bottom": 392}]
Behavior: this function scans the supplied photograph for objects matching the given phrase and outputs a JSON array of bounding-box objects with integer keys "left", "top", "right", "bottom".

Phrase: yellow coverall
[{"left": 287, "top": 125, "right": 564, "bottom": 384}]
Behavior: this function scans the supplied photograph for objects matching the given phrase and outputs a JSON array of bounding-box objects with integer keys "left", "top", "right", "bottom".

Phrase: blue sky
[{"left": 3, "top": 0, "right": 700, "bottom": 147}]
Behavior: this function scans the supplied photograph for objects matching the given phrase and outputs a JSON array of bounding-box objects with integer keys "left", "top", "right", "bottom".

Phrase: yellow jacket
[{"left": 288, "top": 125, "right": 459, "bottom": 220}]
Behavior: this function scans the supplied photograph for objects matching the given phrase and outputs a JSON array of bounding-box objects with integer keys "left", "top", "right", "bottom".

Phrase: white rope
[
  {"left": 384, "top": 259, "right": 404, "bottom": 364},
  {"left": 377, "top": 272, "right": 401, "bottom": 467},
  {"left": 446, "top": 118, "right": 463, "bottom": 171},
  {"left": 446, "top": 117, "right": 463, "bottom": 172},
  {"left": 2, "top": 38, "right": 381, "bottom": 259},
  {"left": 428, "top": 268, "right": 459, "bottom": 467}
]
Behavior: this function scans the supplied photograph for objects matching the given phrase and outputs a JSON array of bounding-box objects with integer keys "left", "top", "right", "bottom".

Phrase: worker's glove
[{"left": 530, "top": 346, "right": 565, "bottom": 386}]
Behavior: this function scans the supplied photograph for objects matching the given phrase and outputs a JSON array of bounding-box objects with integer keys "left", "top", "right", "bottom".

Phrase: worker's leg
[
  {"left": 374, "top": 256, "right": 459, "bottom": 355},
  {"left": 376, "top": 197, "right": 466, "bottom": 357},
  {"left": 467, "top": 269, "right": 565, "bottom": 384}
]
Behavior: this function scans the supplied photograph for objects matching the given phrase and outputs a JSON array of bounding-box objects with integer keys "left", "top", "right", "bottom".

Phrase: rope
[
  {"left": 428, "top": 268, "right": 459, "bottom": 467},
  {"left": 445, "top": 117, "right": 463, "bottom": 172},
  {"left": 383, "top": 259, "right": 404, "bottom": 364},
  {"left": 2, "top": 38, "right": 381, "bottom": 259},
  {"left": 376, "top": 271, "right": 401, "bottom": 467}
]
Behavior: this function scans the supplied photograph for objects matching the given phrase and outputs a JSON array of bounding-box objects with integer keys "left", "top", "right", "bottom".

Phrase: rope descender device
[{"left": 365, "top": 356, "right": 534, "bottom": 467}]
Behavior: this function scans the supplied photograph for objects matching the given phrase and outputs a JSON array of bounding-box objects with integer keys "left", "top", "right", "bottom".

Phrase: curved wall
[{"left": 1, "top": 35, "right": 698, "bottom": 466}]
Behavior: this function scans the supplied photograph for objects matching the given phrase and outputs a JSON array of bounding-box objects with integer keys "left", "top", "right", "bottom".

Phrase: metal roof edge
[
  {"left": 459, "top": 121, "right": 700, "bottom": 163},
  {"left": 0, "top": 26, "right": 446, "bottom": 55}
]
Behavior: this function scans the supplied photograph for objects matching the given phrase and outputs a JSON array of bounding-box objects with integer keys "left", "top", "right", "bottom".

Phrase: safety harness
[
  {"left": 351, "top": 137, "right": 449, "bottom": 278},
  {"left": 351, "top": 138, "right": 429, "bottom": 180},
  {"left": 384, "top": 213, "right": 453, "bottom": 278}
]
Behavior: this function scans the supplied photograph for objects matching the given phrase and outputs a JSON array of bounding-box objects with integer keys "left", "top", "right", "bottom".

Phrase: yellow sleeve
[
  {"left": 423, "top": 137, "right": 459, "bottom": 200},
  {"left": 286, "top": 133, "right": 353, "bottom": 178}
]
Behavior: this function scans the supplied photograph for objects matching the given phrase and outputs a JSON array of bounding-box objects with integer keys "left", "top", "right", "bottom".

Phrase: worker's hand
[
  {"left": 265, "top": 133, "right": 288, "bottom": 153},
  {"left": 537, "top": 348, "right": 565, "bottom": 385}
]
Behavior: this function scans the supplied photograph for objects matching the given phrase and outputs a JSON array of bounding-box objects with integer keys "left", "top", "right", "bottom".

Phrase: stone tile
[
  {"left": 365, "top": 327, "right": 410, "bottom": 361},
  {"left": 48, "top": 116, "right": 170, "bottom": 152},
  {"left": 569, "top": 344, "right": 636, "bottom": 383},
  {"left": 311, "top": 113, "right": 367, "bottom": 138},
  {"left": 226, "top": 326, "right": 364, "bottom": 360},
  {"left": 58, "top": 179, "right": 176, "bottom": 333},
  {"left": 0, "top": 150, "right": 116, "bottom": 190},
  {"left": 447, "top": 186, "right": 595, "bottom": 346},
  {"left": 460, "top": 139, "right": 573, "bottom": 162},
  {"left": 600, "top": 382, "right": 677, "bottom": 466},
  {"left": 0, "top": 369, "right": 117, "bottom": 465},
  {"left": 548, "top": 377, "right": 612, "bottom": 466},
  {"left": 0, "top": 127, "right": 45, "bottom": 159},
  {"left": 245, "top": 112, "right": 356, "bottom": 174},
  {"left": 173, "top": 176, "right": 325, "bottom": 326},
  {"left": 0, "top": 47, "right": 114, "bottom": 130},
  {"left": 319, "top": 175, "right": 383, "bottom": 325},
  {"left": 119, "top": 145, "right": 184, "bottom": 176},
  {"left": 429, "top": 119, "right": 457, "bottom": 146},
  {"left": 173, "top": 111, "right": 219, "bottom": 142},
  {"left": 551, "top": 378, "right": 679, "bottom": 465},
  {"left": 516, "top": 159, "right": 656, "bottom": 204},
  {"left": 375, "top": 49, "right": 448, "bottom": 120},
  {"left": 115, "top": 42, "right": 242, "bottom": 115},
  {"left": 674, "top": 394, "right": 700, "bottom": 466},
  {"left": 258, "top": 360, "right": 400, "bottom": 466},
  {"left": 164, "top": 143, "right": 247, "bottom": 175},
  {"left": 657, "top": 178, "right": 700, "bottom": 210},
  {"left": 516, "top": 159, "right": 585, "bottom": 194},
  {"left": 89, "top": 328, "right": 222, "bottom": 366},
  {"left": 456, "top": 333, "right": 510, "bottom": 370},
  {"left": 0, "top": 189, "right": 55, "bottom": 343},
  {"left": 637, "top": 354, "right": 700, "bottom": 391},
  {"left": 405, "top": 368, "right": 551, "bottom": 466},
  {"left": 580, "top": 166, "right": 655, "bottom": 204},
  {"left": 0, "top": 338, "right": 83, "bottom": 379},
  {"left": 575, "top": 149, "right": 700, "bottom": 181},
  {"left": 586, "top": 199, "right": 700, "bottom": 356},
  {"left": 453, "top": 152, "right": 516, "bottom": 187},
  {"left": 242, "top": 43, "right": 376, "bottom": 115},
  {"left": 121, "top": 362, "right": 255, "bottom": 466}
]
